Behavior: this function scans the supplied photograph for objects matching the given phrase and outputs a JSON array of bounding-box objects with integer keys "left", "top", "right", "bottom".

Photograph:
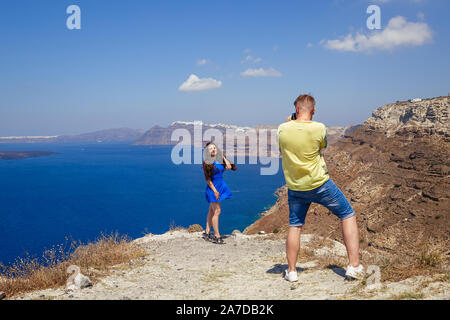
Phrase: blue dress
[{"left": 205, "top": 160, "right": 232, "bottom": 203}]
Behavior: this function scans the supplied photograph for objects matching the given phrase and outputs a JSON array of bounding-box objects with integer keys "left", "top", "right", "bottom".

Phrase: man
[{"left": 277, "top": 94, "right": 364, "bottom": 282}]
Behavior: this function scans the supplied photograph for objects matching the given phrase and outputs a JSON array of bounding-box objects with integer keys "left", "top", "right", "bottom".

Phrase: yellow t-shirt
[{"left": 277, "top": 120, "right": 329, "bottom": 191}]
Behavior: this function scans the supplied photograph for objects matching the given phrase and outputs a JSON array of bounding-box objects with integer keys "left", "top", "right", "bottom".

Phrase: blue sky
[{"left": 0, "top": 0, "right": 449, "bottom": 135}]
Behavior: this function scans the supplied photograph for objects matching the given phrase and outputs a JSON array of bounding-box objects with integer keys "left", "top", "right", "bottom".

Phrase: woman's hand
[
  {"left": 214, "top": 191, "right": 220, "bottom": 201},
  {"left": 223, "top": 156, "right": 232, "bottom": 170}
]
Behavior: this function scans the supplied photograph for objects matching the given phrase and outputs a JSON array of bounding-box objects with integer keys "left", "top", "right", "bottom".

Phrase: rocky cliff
[
  {"left": 365, "top": 96, "right": 448, "bottom": 137},
  {"left": 245, "top": 96, "right": 449, "bottom": 269}
]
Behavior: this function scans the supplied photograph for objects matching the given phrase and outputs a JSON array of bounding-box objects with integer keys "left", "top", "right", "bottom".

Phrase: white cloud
[
  {"left": 197, "top": 59, "right": 208, "bottom": 66},
  {"left": 307, "top": 42, "right": 314, "bottom": 48},
  {"left": 241, "top": 55, "right": 262, "bottom": 64},
  {"left": 178, "top": 74, "right": 222, "bottom": 92},
  {"left": 324, "top": 16, "right": 432, "bottom": 53},
  {"left": 240, "top": 67, "right": 282, "bottom": 78},
  {"left": 242, "top": 55, "right": 253, "bottom": 63}
]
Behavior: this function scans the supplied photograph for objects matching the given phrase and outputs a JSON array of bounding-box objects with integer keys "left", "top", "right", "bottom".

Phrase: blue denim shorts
[{"left": 288, "top": 179, "right": 355, "bottom": 227}]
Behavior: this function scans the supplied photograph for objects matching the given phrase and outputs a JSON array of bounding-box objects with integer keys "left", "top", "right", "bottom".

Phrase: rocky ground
[{"left": 12, "top": 230, "right": 449, "bottom": 300}]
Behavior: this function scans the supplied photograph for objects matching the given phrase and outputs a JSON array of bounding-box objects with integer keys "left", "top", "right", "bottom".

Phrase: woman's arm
[
  {"left": 223, "top": 156, "right": 236, "bottom": 171},
  {"left": 206, "top": 179, "right": 220, "bottom": 201},
  {"left": 203, "top": 164, "right": 220, "bottom": 200},
  {"left": 223, "top": 156, "right": 232, "bottom": 170}
]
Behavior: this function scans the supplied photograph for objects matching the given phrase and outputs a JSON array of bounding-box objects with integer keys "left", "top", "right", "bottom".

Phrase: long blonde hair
[{"left": 202, "top": 142, "right": 236, "bottom": 179}]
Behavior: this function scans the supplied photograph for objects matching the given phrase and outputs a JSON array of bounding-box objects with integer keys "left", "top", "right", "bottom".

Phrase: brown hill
[{"left": 245, "top": 95, "right": 449, "bottom": 279}]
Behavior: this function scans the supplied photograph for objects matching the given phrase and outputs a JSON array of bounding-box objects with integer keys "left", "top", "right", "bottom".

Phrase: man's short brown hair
[{"left": 293, "top": 94, "right": 316, "bottom": 109}]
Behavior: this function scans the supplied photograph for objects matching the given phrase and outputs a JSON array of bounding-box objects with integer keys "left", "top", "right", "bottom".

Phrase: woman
[{"left": 202, "top": 142, "right": 236, "bottom": 244}]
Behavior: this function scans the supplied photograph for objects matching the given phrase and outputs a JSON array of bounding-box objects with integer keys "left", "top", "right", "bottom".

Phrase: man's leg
[
  {"left": 342, "top": 215, "right": 360, "bottom": 267},
  {"left": 316, "top": 179, "right": 361, "bottom": 268},
  {"left": 286, "top": 189, "right": 310, "bottom": 276},
  {"left": 286, "top": 226, "right": 302, "bottom": 272}
]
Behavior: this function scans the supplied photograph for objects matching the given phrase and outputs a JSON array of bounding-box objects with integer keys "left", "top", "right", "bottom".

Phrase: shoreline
[{"left": 243, "top": 185, "right": 286, "bottom": 235}]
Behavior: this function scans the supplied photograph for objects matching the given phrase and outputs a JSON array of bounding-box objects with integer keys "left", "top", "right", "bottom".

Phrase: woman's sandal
[
  {"left": 202, "top": 232, "right": 213, "bottom": 241},
  {"left": 212, "top": 236, "right": 224, "bottom": 245}
]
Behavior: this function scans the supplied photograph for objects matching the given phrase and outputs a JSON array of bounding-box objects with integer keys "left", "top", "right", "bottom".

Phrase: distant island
[
  {"left": 0, "top": 151, "right": 58, "bottom": 160},
  {"left": 0, "top": 128, "right": 145, "bottom": 144},
  {"left": 0, "top": 123, "right": 359, "bottom": 148}
]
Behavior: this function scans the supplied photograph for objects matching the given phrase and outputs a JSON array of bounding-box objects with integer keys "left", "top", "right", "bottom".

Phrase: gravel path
[{"left": 14, "top": 230, "right": 449, "bottom": 300}]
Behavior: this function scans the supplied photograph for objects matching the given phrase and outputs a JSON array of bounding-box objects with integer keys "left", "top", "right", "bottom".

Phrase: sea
[{"left": 0, "top": 143, "right": 285, "bottom": 265}]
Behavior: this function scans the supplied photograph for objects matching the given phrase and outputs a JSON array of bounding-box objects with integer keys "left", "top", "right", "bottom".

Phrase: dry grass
[
  {"left": 419, "top": 272, "right": 450, "bottom": 289},
  {"left": 168, "top": 223, "right": 204, "bottom": 233},
  {"left": 0, "top": 232, "right": 146, "bottom": 298},
  {"left": 418, "top": 243, "right": 446, "bottom": 267},
  {"left": 308, "top": 234, "right": 335, "bottom": 251},
  {"left": 201, "top": 268, "right": 233, "bottom": 283},
  {"left": 169, "top": 220, "right": 186, "bottom": 232},
  {"left": 389, "top": 291, "right": 425, "bottom": 300},
  {"left": 187, "top": 224, "right": 204, "bottom": 233},
  {"left": 297, "top": 247, "right": 317, "bottom": 263},
  {"left": 371, "top": 239, "right": 448, "bottom": 283}
]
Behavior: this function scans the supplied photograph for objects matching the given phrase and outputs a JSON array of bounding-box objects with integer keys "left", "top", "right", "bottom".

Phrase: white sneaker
[
  {"left": 345, "top": 264, "right": 365, "bottom": 280},
  {"left": 284, "top": 270, "right": 298, "bottom": 282}
]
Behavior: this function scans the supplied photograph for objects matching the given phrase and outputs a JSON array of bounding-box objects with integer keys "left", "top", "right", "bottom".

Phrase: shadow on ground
[
  {"left": 266, "top": 264, "right": 305, "bottom": 275},
  {"left": 326, "top": 264, "right": 347, "bottom": 279}
]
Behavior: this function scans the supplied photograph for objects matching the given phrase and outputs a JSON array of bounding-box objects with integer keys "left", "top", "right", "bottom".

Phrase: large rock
[{"left": 67, "top": 273, "right": 93, "bottom": 291}]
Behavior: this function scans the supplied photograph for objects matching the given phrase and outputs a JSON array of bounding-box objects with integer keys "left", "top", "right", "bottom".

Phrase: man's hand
[{"left": 286, "top": 115, "right": 292, "bottom": 122}]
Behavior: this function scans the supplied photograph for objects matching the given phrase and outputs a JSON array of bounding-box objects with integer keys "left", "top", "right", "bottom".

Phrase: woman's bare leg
[
  {"left": 211, "top": 202, "right": 221, "bottom": 238},
  {"left": 205, "top": 204, "right": 213, "bottom": 234}
]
